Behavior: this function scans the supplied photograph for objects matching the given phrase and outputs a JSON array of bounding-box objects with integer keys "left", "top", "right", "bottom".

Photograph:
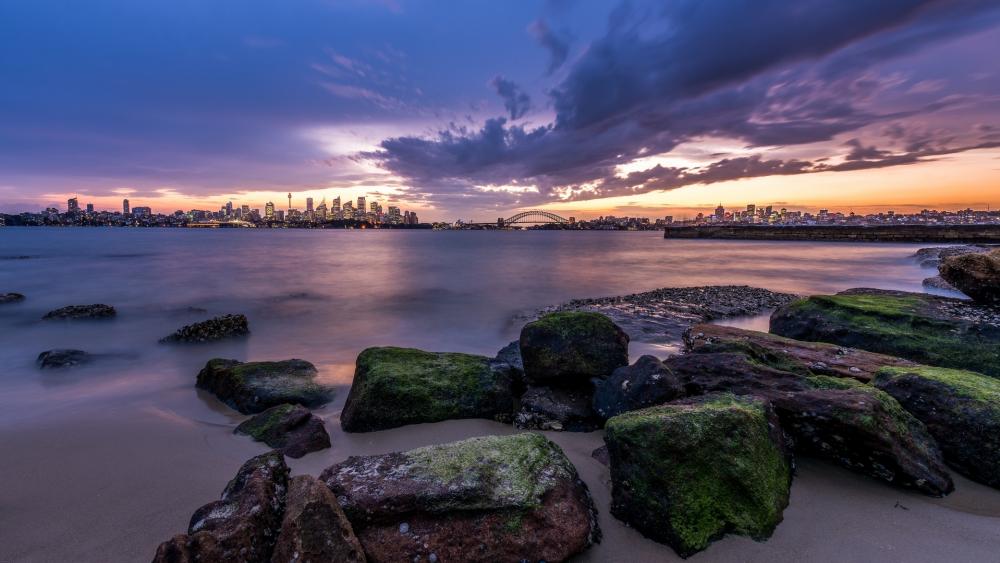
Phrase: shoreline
[{"left": 664, "top": 224, "right": 1000, "bottom": 243}]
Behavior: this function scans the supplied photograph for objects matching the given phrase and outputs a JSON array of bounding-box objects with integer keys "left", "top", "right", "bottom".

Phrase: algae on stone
[
  {"left": 519, "top": 311, "right": 629, "bottom": 385},
  {"left": 874, "top": 365, "right": 1000, "bottom": 488},
  {"left": 604, "top": 394, "right": 790, "bottom": 558},
  {"left": 197, "top": 358, "right": 334, "bottom": 414},
  {"left": 340, "top": 347, "right": 516, "bottom": 432}
]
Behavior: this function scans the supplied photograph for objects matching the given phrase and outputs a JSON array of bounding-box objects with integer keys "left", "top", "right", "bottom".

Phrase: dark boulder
[
  {"left": 320, "top": 433, "right": 600, "bottom": 563},
  {"left": 923, "top": 275, "right": 957, "bottom": 291},
  {"left": 667, "top": 351, "right": 953, "bottom": 496},
  {"left": 235, "top": 404, "right": 331, "bottom": 458},
  {"left": 592, "top": 355, "right": 683, "bottom": 420},
  {"left": 152, "top": 451, "right": 289, "bottom": 563},
  {"left": 519, "top": 311, "right": 628, "bottom": 386},
  {"left": 0, "top": 292, "right": 25, "bottom": 304},
  {"left": 161, "top": 314, "right": 250, "bottom": 343},
  {"left": 684, "top": 323, "right": 916, "bottom": 383},
  {"left": 494, "top": 340, "right": 524, "bottom": 373},
  {"left": 939, "top": 249, "right": 1000, "bottom": 305},
  {"left": 37, "top": 349, "right": 92, "bottom": 369},
  {"left": 42, "top": 304, "right": 115, "bottom": 320},
  {"left": 515, "top": 385, "right": 602, "bottom": 431},
  {"left": 340, "top": 347, "right": 517, "bottom": 432},
  {"left": 913, "top": 245, "right": 991, "bottom": 269},
  {"left": 271, "top": 475, "right": 367, "bottom": 562},
  {"left": 197, "top": 358, "right": 334, "bottom": 414},
  {"left": 770, "top": 289, "right": 1000, "bottom": 377},
  {"left": 874, "top": 366, "right": 1000, "bottom": 489},
  {"left": 604, "top": 394, "right": 791, "bottom": 558}
]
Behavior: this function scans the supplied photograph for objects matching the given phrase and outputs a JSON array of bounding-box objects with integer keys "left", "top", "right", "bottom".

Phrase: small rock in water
[
  {"left": 160, "top": 314, "right": 250, "bottom": 343},
  {"left": 37, "top": 349, "right": 92, "bottom": 369},
  {"left": 0, "top": 292, "right": 25, "bottom": 304},
  {"left": 399, "top": 522, "right": 410, "bottom": 534},
  {"left": 42, "top": 304, "right": 116, "bottom": 320}
]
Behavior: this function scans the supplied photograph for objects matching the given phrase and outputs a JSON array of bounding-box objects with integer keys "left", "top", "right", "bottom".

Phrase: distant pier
[{"left": 663, "top": 224, "right": 1000, "bottom": 243}]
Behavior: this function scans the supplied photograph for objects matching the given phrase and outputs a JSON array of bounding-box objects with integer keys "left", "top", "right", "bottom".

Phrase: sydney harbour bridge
[{"left": 470, "top": 210, "right": 571, "bottom": 229}]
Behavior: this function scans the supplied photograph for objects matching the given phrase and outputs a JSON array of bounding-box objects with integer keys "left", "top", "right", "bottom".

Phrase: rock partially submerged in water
[
  {"left": 0, "top": 292, "right": 25, "bottom": 304},
  {"left": 913, "top": 245, "right": 993, "bottom": 269},
  {"left": 604, "top": 394, "right": 791, "bottom": 558},
  {"left": 939, "top": 249, "right": 1000, "bottom": 305},
  {"left": 340, "top": 347, "right": 517, "bottom": 432},
  {"left": 515, "top": 385, "right": 602, "bottom": 431},
  {"left": 320, "top": 433, "right": 600, "bottom": 563},
  {"left": 874, "top": 366, "right": 1000, "bottom": 489},
  {"left": 42, "top": 303, "right": 116, "bottom": 320},
  {"left": 922, "top": 275, "right": 957, "bottom": 291},
  {"left": 235, "top": 404, "right": 330, "bottom": 458},
  {"left": 770, "top": 289, "right": 1000, "bottom": 377},
  {"left": 519, "top": 311, "right": 629, "bottom": 386},
  {"left": 272, "top": 475, "right": 367, "bottom": 562},
  {"left": 160, "top": 314, "right": 250, "bottom": 343},
  {"left": 669, "top": 349, "right": 953, "bottom": 496},
  {"left": 684, "top": 323, "right": 916, "bottom": 383},
  {"left": 152, "top": 451, "right": 289, "bottom": 563},
  {"left": 36, "top": 349, "right": 92, "bottom": 369},
  {"left": 197, "top": 358, "right": 334, "bottom": 414},
  {"left": 592, "top": 355, "right": 683, "bottom": 420}
]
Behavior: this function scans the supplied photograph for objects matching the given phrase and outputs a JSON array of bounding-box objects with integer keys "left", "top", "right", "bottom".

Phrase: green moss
[
  {"left": 344, "top": 347, "right": 510, "bottom": 431},
  {"left": 875, "top": 366, "right": 1000, "bottom": 404},
  {"left": 804, "top": 375, "right": 864, "bottom": 390},
  {"left": 699, "top": 340, "right": 811, "bottom": 375},
  {"left": 530, "top": 311, "right": 618, "bottom": 336},
  {"left": 237, "top": 404, "right": 296, "bottom": 439},
  {"left": 404, "top": 433, "right": 574, "bottom": 511},
  {"left": 780, "top": 293, "right": 1000, "bottom": 376},
  {"left": 605, "top": 394, "right": 790, "bottom": 556}
]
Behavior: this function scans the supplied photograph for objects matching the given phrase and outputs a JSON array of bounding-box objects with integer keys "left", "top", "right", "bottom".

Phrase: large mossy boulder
[
  {"left": 604, "top": 394, "right": 790, "bottom": 558},
  {"left": 667, "top": 351, "right": 952, "bottom": 496},
  {"left": 519, "top": 311, "right": 629, "bottom": 386},
  {"left": 272, "top": 475, "right": 367, "bottom": 562},
  {"left": 684, "top": 323, "right": 916, "bottom": 382},
  {"left": 152, "top": 451, "right": 289, "bottom": 563},
  {"left": 592, "top": 355, "right": 684, "bottom": 420},
  {"left": 161, "top": 314, "right": 250, "bottom": 343},
  {"left": 340, "top": 347, "right": 517, "bottom": 432},
  {"left": 235, "top": 404, "right": 330, "bottom": 458},
  {"left": 770, "top": 289, "right": 1000, "bottom": 377},
  {"left": 197, "top": 358, "right": 334, "bottom": 414},
  {"left": 320, "top": 433, "right": 600, "bottom": 563},
  {"left": 939, "top": 249, "right": 1000, "bottom": 305},
  {"left": 874, "top": 366, "right": 1000, "bottom": 488}
]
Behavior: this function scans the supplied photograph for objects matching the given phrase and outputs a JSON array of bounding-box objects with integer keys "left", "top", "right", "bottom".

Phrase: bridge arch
[{"left": 503, "top": 210, "right": 569, "bottom": 225}]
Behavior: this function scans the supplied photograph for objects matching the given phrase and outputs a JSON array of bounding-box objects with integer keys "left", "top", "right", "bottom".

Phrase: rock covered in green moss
[
  {"left": 235, "top": 403, "right": 330, "bottom": 458},
  {"left": 160, "top": 314, "right": 250, "bottom": 343},
  {"left": 42, "top": 303, "right": 116, "bottom": 320},
  {"left": 152, "top": 451, "right": 289, "bottom": 563},
  {"left": 770, "top": 289, "right": 1000, "bottom": 377},
  {"left": 874, "top": 365, "right": 1000, "bottom": 488},
  {"left": 519, "top": 311, "right": 629, "bottom": 386},
  {"left": 604, "top": 394, "right": 790, "bottom": 558},
  {"left": 320, "top": 433, "right": 600, "bottom": 562},
  {"left": 340, "top": 347, "right": 517, "bottom": 432},
  {"left": 939, "top": 249, "right": 1000, "bottom": 305},
  {"left": 592, "top": 355, "right": 684, "bottom": 420},
  {"left": 684, "top": 323, "right": 916, "bottom": 383},
  {"left": 197, "top": 358, "right": 334, "bottom": 414},
  {"left": 667, "top": 350, "right": 952, "bottom": 496},
  {"left": 271, "top": 475, "right": 367, "bottom": 562}
]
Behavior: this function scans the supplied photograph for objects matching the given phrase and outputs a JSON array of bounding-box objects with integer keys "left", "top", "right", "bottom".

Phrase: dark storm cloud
[
  {"left": 528, "top": 19, "right": 571, "bottom": 75},
  {"left": 366, "top": 0, "right": 1000, "bottom": 207},
  {"left": 489, "top": 76, "right": 532, "bottom": 120}
]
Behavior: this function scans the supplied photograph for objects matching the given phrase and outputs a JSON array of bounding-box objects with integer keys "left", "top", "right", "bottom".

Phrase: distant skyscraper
[
  {"left": 241, "top": 204, "right": 250, "bottom": 218},
  {"left": 306, "top": 197, "right": 314, "bottom": 213},
  {"left": 332, "top": 196, "right": 341, "bottom": 213},
  {"left": 357, "top": 196, "right": 366, "bottom": 216},
  {"left": 265, "top": 201, "right": 275, "bottom": 219},
  {"left": 715, "top": 204, "right": 724, "bottom": 219},
  {"left": 67, "top": 197, "right": 79, "bottom": 213},
  {"left": 746, "top": 204, "right": 755, "bottom": 215},
  {"left": 86, "top": 203, "right": 94, "bottom": 214},
  {"left": 225, "top": 201, "right": 233, "bottom": 217},
  {"left": 123, "top": 199, "right": 130, "bottom": 215}
]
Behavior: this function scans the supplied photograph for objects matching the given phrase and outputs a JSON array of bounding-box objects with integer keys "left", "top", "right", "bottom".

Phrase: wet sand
[{"left": 3, "top": 387, "right": 1000, "bottom": 563}]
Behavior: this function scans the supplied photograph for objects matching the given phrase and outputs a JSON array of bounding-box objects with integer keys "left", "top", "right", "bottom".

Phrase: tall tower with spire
[{"left": 287, "top": 193, "right": 292, "bottom": 210}]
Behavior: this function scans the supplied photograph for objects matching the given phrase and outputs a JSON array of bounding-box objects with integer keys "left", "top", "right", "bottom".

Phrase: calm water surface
[{"left": 0, "top": 228, "right": 939, "bottom": 425}]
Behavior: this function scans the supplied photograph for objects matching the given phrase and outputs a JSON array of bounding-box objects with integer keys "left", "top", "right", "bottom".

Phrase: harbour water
[{"left": 4, "top": 228, "right": 995, "bottom": 563}]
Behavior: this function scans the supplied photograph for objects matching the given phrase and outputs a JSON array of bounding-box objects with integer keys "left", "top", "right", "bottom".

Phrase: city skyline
[{"left": 2, "top": 1, "right": 999, "bottom": 221}]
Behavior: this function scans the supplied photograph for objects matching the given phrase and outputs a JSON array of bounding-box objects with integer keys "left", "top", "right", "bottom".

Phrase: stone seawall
[{"left": 663, "top": 224, "right": 1000, "bottom": 243}]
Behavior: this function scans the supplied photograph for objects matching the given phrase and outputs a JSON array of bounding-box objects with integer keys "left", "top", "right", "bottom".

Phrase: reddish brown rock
[
  {"left": 320, "top": 433, "right": 600, "bottom": 563},
  {"left": 235, "top": 404, "right": 330, "bottom": 459},
  {"left": 939, "top": 249, "right": 1000, "bottom": 305},
  {"left": 271, "top": 475, "right": 366, "bottom": 563},
  {"left": 152, "top": 451, "right": 289, "bottom": 563}
]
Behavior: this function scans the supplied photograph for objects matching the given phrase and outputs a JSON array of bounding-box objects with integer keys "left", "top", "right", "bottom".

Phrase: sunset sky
[{"left": 2, "top": 0, "right": 999, "bottom": 221}]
